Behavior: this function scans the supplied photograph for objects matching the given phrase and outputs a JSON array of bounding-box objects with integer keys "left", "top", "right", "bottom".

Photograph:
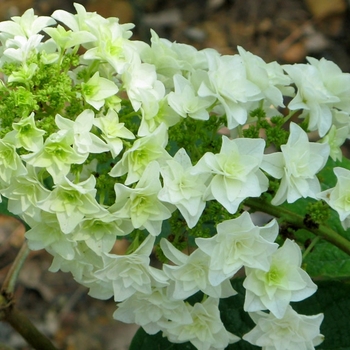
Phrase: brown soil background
[{"left": 1, "top": 0, "right": 350, "bottom": 349}]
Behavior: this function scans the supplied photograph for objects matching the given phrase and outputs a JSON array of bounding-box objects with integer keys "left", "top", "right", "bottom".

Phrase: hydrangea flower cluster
[{"left": 1, "top": 3, "right": 350, "bottom": 349}]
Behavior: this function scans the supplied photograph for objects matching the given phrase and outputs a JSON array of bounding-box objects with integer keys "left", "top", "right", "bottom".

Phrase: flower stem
[
  {"left": 302, "top": 236, "right": 320, "bottom": 260},
  {"left": 244, "top": 197, "right": 350, "bottom": 256},
  {"left": 0, "top": 295, "right": 58, "bottom": 350},
  {"left": 0, "top": 241, "right": 59, "bottom": 350},
  {"left": 1, "top": 242, "right": 29, "bottom": 294}
]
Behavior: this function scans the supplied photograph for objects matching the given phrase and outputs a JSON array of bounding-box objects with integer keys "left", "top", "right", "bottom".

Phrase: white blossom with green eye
[
  {"left": 138, "top": 96, "right": 181, "bottom": 136},
  {"left": 21, "top": 130, "right": 87, "bottom": 182},
  {"left": 0, "top": 8, "right": 56, "bottom": 38},
  {"left": 237, "top": 46, "right": 291, "bottom": 108},
  {"left": 93, "top": 108, "right": 135, "bottom": 158},
  {"left": 192, "top": 136, "right": 268, "bottom": 214},
  {"left": 243, "top": 306, "right": 324, "bottom": 350},
  {"left": 72, "top": 212, "right": 134, "bottom": 255},
  {"left": 0, "top": 135, "right": 27, "bottom": 185},
  {"left": 55, "top": 109, "right": 109, "bottom": 155},
  {"left": 196, "top": 212, "right": 278, "bottom": 286},
  {"left": 94, "top": 235, "right": 168, "bottom": 302},
  {"left": 81, "top": 71, "right": 119, "bottom": 110},
  {"left": 7, "top": 112, "right": 45, "bottom": 151},
  {"left": 158, "top": 148, "right": 209, "bottom": 228},
  {"left": 44, "top": 24, "right": 96, "bottom": 51},
  {"left": 113, "top": 286, "right": 193, "bottom": 335},
  {"left": 163, "top": 297, "right": 240, "bottom": 350},
  {"left": 3, "top": 34, "right": 43, "bottom": 62},
  {"left": 52, "top": 2, "right": 107, "bottom": 34},
  {"left": 284, "top": 57, "right": 350, "bottom": 137},
  {"left": 36, "top": 174, "right": 104, "bottom": 234},
  {"left": 122, "top": 57, "right": 165, "bottom": 113},
  {"left": 83, "top": 19, "right": 136, "bottom": 74},
  {"left": 112, "top": 162, "right": 174, "bottom": 236},
  {"left": 243, "top": 239, "right": 317, "bottom": 319},
  {"left": 110, "top": 123, "right": 171, "bottom": 185},
  {"left": 25, "top": 212, "right": 77, "bottom": 260},
  {"left": 160, "top": 238, "right": 236, "bottom": 299},
  {"left": 167, "top": 74, "right": 215, "bottom": 121},
  {"left": 0, "top": 165, "right": 50, "bottom": 222},
  {"left": 261, "top": 122, "right": 330, "bottom": 206},
  {"left": 197, "top": 53, "right": 261, "bottom": 129}
]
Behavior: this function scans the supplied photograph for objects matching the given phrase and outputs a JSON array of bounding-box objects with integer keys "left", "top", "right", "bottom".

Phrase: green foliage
[
  {"left": 0, "top": 53, "right": 82, "bottom": 137},
  {"left": 167, "top": 115, "right": 223, "bottom": 162}
]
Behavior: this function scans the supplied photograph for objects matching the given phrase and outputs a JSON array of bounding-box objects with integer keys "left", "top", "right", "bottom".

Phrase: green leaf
[
  {"left": 293, "top": 280, "right": 350, "bottom": 350},
  {"left": 318, "top": 156, "right": 350, "bottom": 190},
  {"left": 301, "top": 229, "right": 350, "bottom": 279},
  {"left": 129, "top": 279, "right": 350, "bottom": 350}
]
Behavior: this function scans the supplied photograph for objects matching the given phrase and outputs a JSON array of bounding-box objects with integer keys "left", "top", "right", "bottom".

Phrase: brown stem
[
  {"left": 0, "top": 240, "right": 59, "bottom": 350},
  {"left": 0, "top": 294, "right": 58, "bottom": 350},
  {"left": 1, "top": 242, "right": 29, "bottom": 294}
]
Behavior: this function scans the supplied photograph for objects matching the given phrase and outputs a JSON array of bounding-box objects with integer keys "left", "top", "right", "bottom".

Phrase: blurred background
[
  {"left": 0, "top": 0, "right": 350, "bottom": 349},
  {"left": 0, "top": 0, "right": 350, "bottom": 68}
]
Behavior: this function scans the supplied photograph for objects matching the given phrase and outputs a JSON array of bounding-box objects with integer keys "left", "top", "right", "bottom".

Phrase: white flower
[
  {"left": 138, "top": 96, "right": 180, "bottom": 136},
  {"left": 163, "top": 297, "right": 240, "bottom": 350},
  {"left": 37, "top": 175, "right": 104, "bottom": 234},
  {"left": 237, "top": 46, "right": 289, "bottom": 108},
  {"left": 44, "top": 24, "right": 96, "bottom": 51},
  {"left": 0, "top": 165, "right": 50, "bottom": 222},
  {"left": 81, "top": 71, "right": 119, "bottom": 110},
  {"left": 52, "top": 3, "right": 107, "bottom": 34},
  {"left": 48, "top": 241, "right": 112, "bottom": 299},
  {"left": 8, "top": 112, "right": 45, "bottom": 151},
  {"left": 93, "top": 235, "right": 168, "bottom": 302},
  {"left": 4, "top": 34, "right": 43, "bottom": 62},
  {"left": 261, "top": 122, "right": 329, "bottom": 206},
  {"left": 55, "top": 109, "right": 109, "bottom": 155},
  {"left": 109, "top": 123, "right": 171, "bottom": 185},
  {"left": 284, "top": 57, "right": 350, "bottom": 137},
  {"left": 72, "top": 212, "right": 133, "bottom": 255},
  {"left": 198, "top": 53, "right": 261, "bottom": 129},
  {"left": 318, "top": 167, "right": 350, "bottom": 230},
  {"left": 138, "top": 30, "right": 182, "bottom": 88},
  {"left": 112, "top": 162, "right": 174, "bottom": 236},
  {"left": 167, "top": 74, "right": 215, "bottom": 120},
  {"left": 0, "top": 135, "right": 27, "bottom": 185},
  {"left": 160, "top": 238, "right": 236, "bottom": 299},
  {"left": 81, "top": 12, "right": 135, "bottom": 73},
  {"left": 113, "top": 286, "right": 192, "bottom": 335},
  {"left": 25, "top": 212, "right": 76, "bottom": 260},
  {"left": 243, "top": 239, "right": 317, "bottom": 319},
  {"left": 0, "top": 8, "right": 56, "bottom": 38},
  {"left": 196, "top": 212, "right": 278, "bottom": 286},
  {"left": 93, "top": 109, "right": 135, "bottom": 157},
  {"left": 158, "top": 148, "right": 209, "bottom": 228},
  {"left": 122, "top": 57, "right": 165, "bottom": 113},
  {"left": 243, "top": 306, "right": 324, "bottom": 350},
  {"left": 21, "top": 130, "right": 87, "bottom": 182},
  {"left": 320, "top": 124, "right": 348, "bottom": 161},
  {"left": 192, "top": 136, "right": 268, "bottom": 213}
]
